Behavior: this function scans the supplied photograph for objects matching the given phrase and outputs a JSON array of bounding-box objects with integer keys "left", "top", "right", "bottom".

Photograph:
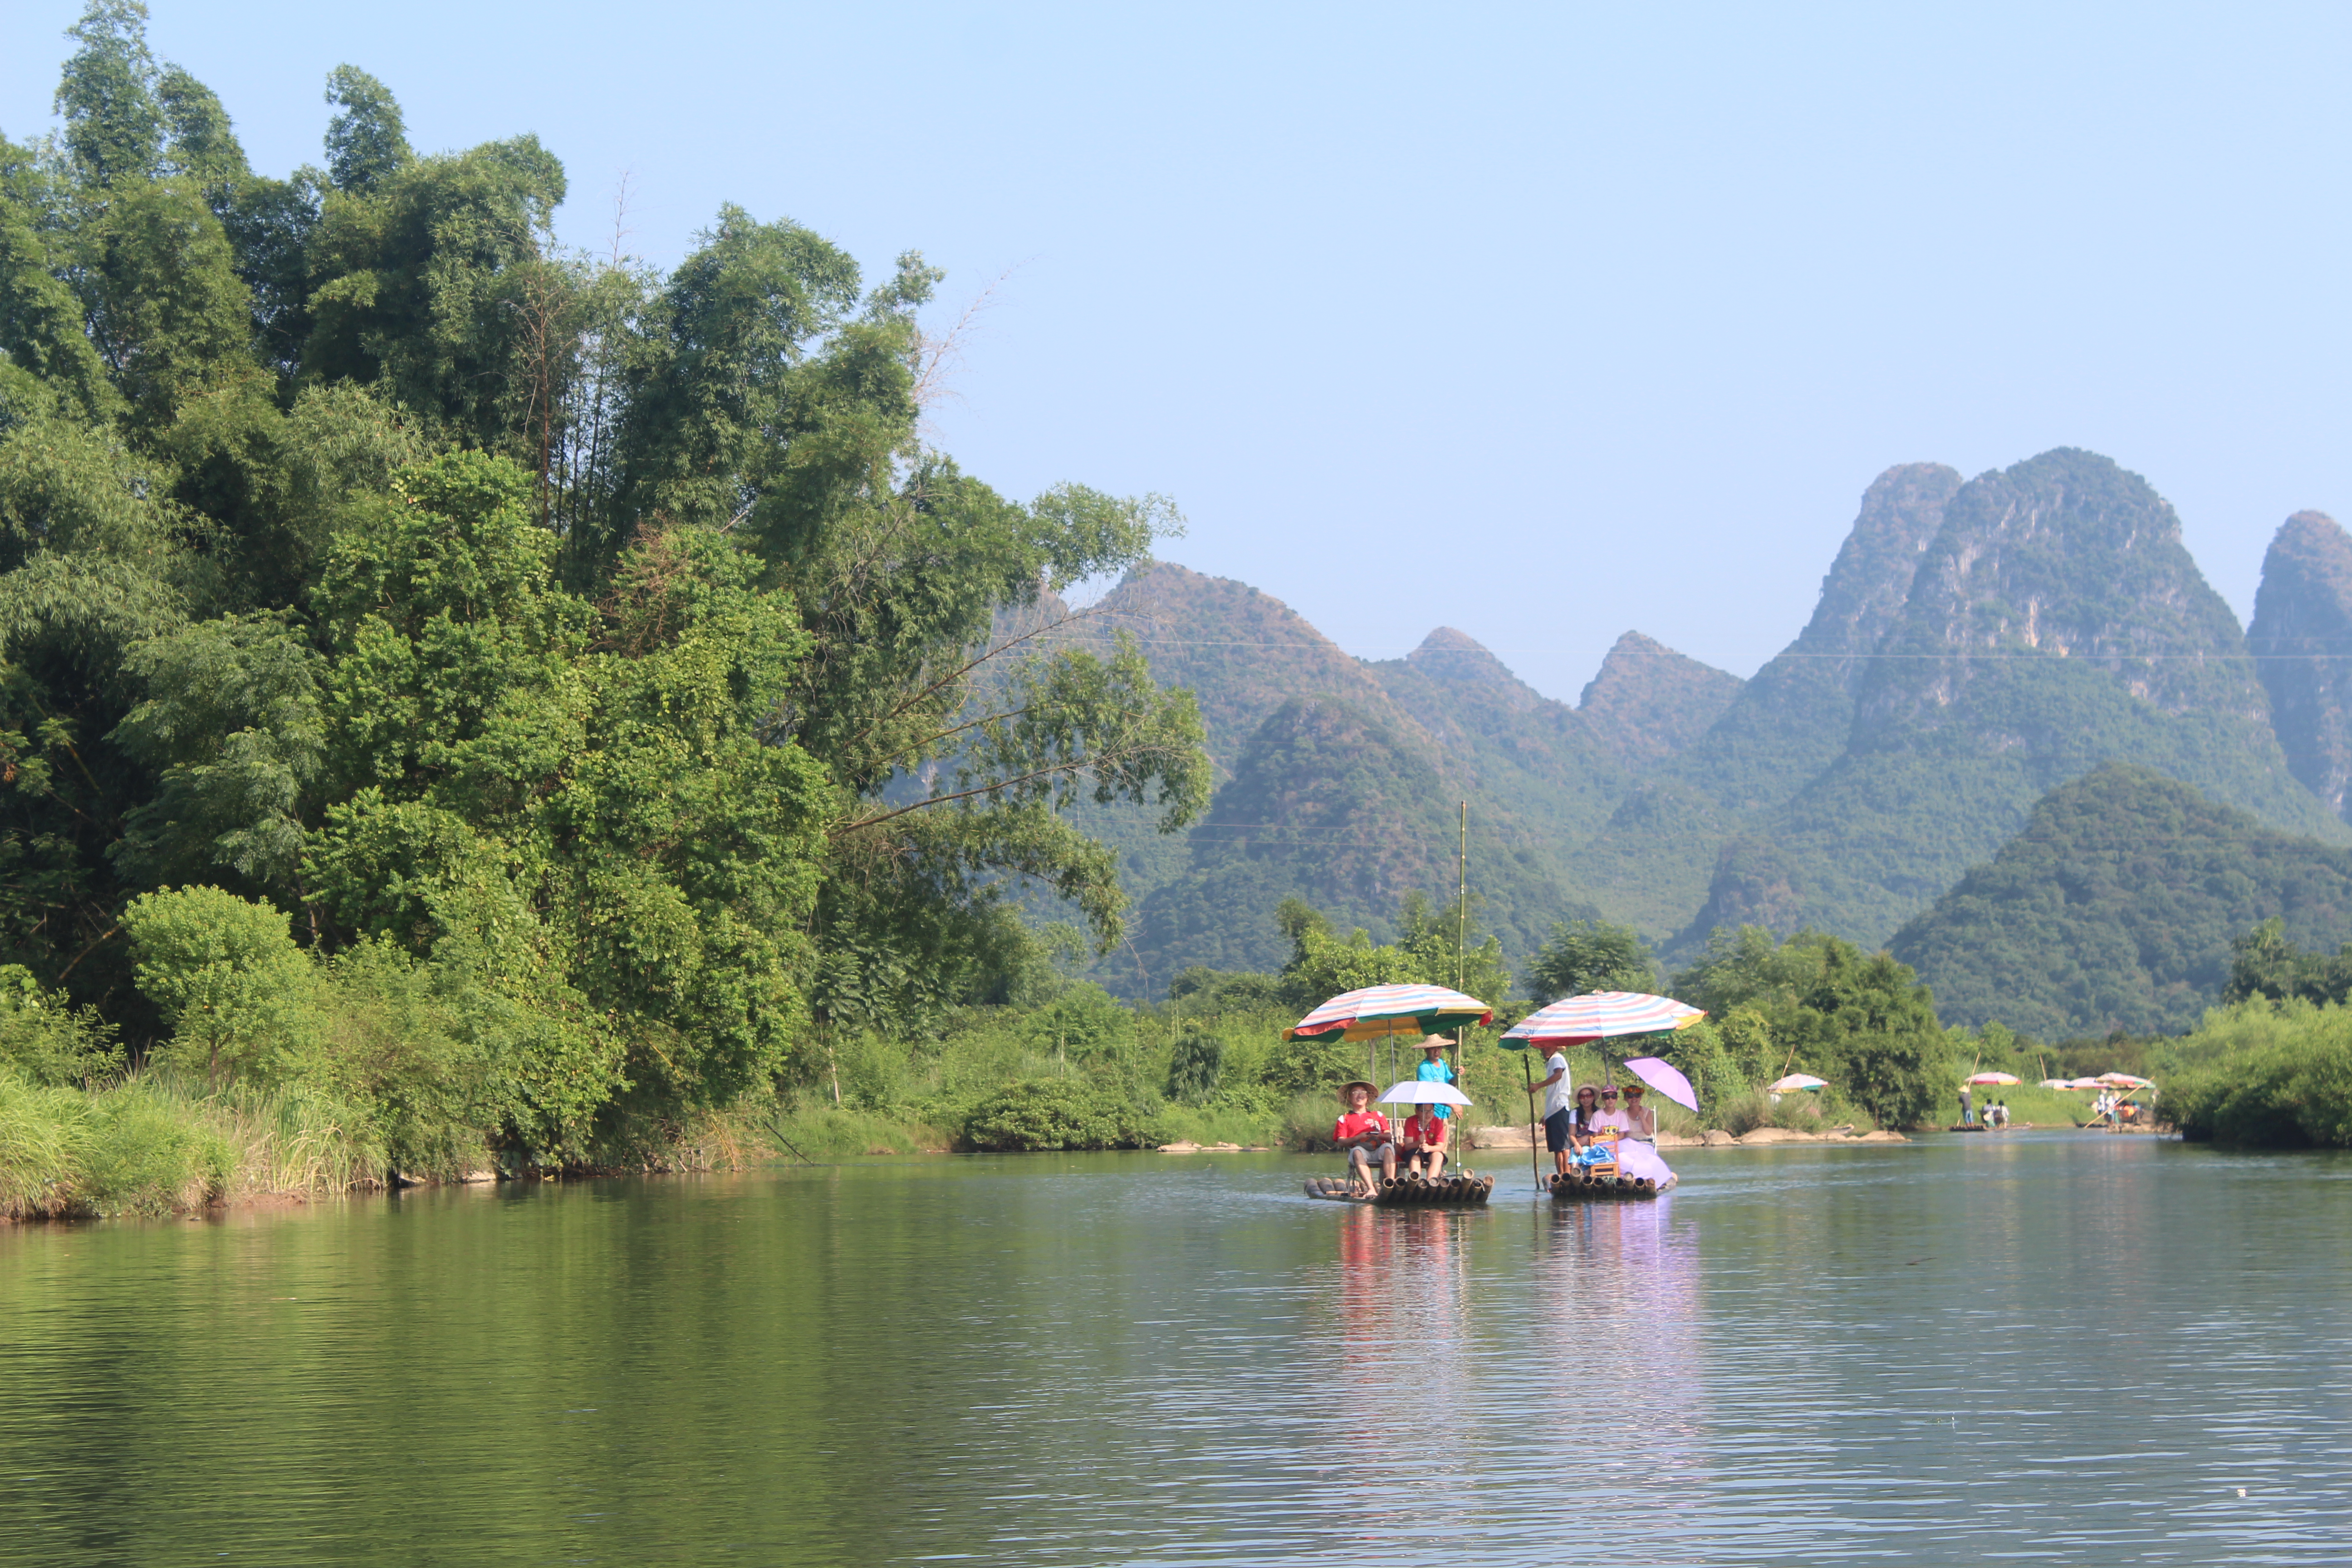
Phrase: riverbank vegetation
[{"left": 0, "top": 5, "right": 1208, "bottom": 1198}]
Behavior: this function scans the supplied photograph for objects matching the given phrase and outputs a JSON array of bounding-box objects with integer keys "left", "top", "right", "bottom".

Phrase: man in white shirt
[{"left": 1526, "top": 1046, "right": 1573, "bottom": 1176}]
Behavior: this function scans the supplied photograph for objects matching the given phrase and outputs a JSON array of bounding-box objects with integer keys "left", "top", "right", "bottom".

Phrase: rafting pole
[{"left": 1521, "top": 1050, "right": 1543, "bottom": 1194}]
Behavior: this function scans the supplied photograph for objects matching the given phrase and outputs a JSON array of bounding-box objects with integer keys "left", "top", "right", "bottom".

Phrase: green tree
[
  {"left": 1674, "top": 925, "right": 1952, "bottom": 1127},
  {"left": 1526, "top": 917, "right": 1657, "bottom": 1003},
  {"left": 322, "top": 66, "right": 411, "bottom": 195},
  {"left": 122, "top": 883, "right": 313, "bottom": 1084}
]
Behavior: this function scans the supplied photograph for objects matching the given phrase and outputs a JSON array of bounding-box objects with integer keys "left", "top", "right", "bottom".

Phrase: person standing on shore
[{"left": 1526, "top": 1046, "right": 1573, "bottom": 1176}]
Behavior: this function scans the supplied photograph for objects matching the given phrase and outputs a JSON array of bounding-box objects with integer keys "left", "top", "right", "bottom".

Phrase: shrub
[
  {"left": 1166, "top": 1024, "right": 1223, "bottom": 1104},
  {"left": 122, "top": 886, "right": 316, "bottom": 1085},
  {"left": 962, "top": 1078, "right": 1164, "bottom": 1152},
  {"left": 0, "top": 966, "right": 123, "bottom": 1087},
  {"left": 1712, "top": 1087, "right": 1866, "bottom": 1136},
  {"left": 1657, "top": 1020, "right": 1744, "bottom": 1112},
  {"left": 2165, "top": 1000, "right": 2352, "bottom": 1147},
  {"left": 305, "top": 940, "right": 491, "bottom": 1178},
  {"left": 1024, "top": 982, "right": 1137, "bottom": 1064}
]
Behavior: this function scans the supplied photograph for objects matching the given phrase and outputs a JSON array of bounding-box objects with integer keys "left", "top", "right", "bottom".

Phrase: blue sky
[{"left": 7, "top": 1, "right": 2348, "bottom": 699}]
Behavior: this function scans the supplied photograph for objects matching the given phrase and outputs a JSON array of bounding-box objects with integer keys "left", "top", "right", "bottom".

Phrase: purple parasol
[{"left": 1622, "top": 1055, "right": 1699, "bottom": 1112}]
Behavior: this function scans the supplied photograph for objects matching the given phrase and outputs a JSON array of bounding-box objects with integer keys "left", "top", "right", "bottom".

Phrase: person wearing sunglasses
[
  {"left": 1620, "top": 1081, "right": 1657, "bottom": 1142},
  {"left": 1568, "top": 1083, "right": 1602, "bottom": 1147},
  {"left": 1588, "top": 1084, "right": 1631, "bottom": 1136}
]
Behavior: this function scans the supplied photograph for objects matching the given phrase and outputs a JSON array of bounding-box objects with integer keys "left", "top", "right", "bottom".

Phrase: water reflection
[{"left": 1, "top": 1138, "right": 2349, "bottom": 1565}]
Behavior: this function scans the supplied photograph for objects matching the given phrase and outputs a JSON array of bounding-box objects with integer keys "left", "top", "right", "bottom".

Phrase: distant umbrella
[
  {"left": 2036, "top": 1078, "right": 2075, "bottom": 1090},
  {"left": 1623, "top": 1055, "right": 1700, "bottom": 1112},
  {"left": 1768, "top": 1073, "right": 1828, "bottom": 1093},
  {"left": 1967, "top": 1072, "right": 2023, "bottom": 1086},
  {"left": 2097, "top": 1072, "right": 2154, "bottom": 1089},
  {"left": 2065, "top": 1077, "right": 2107, "bottom": 1090}
]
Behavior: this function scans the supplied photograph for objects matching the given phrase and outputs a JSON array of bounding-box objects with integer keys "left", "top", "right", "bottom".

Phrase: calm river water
[{"left": 2, "top": 1133, "right": 2348, "bottom": 1565}]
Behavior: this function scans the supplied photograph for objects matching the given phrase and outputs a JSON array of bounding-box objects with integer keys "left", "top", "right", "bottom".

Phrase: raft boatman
[{"left": 1414, "top": 1035, "right": 1457, "bottom": 1123}]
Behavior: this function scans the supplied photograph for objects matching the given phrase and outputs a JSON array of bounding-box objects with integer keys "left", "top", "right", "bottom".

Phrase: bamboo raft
[
  {"left": 1546, "top": 1169, "right": 1675, "bottom": 1201},
  {"left": 1304, "top": 1174, "right": 1495, "bottom": 1206}
]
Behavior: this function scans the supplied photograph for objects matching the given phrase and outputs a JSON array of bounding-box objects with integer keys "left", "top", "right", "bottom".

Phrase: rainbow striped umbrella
[
  {"left": 1287, "top": 984, "right": 1493, "bottom": 1043},
  {"left": 1500, "top": 991, "right": 1705, "bottom": 1048}
]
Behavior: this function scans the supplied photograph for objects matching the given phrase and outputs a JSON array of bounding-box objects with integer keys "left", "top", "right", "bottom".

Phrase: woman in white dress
[
  {"left": 1612, "top": 1081, "right": 1676, "bottom": 1188},
  {"left": 1621, "top": 1082, "right": 1658, "bottom": 1142}
]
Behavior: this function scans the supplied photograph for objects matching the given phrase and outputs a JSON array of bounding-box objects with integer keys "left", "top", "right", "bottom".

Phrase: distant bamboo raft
[
  {"left": 1304, "top": 1174, "right": 1494, "bottom": 1206},
  {"left": 1546, "top": 1169, "right": 1675, "bottom": 1201}
]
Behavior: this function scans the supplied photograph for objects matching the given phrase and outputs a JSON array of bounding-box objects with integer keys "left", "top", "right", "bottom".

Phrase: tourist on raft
[
  {"left": 1525, "top": 1043, "right": 1574, "bottom": 1176},
  {"left": 1414, "top": 1036, "right": 1457, "bottom": 1122},
  {"left": 1569, "top": 1083, "right": 1602, "bottom": 1148},
  {"left": 1588, "top": 1084, "right": 1630, "bottom": 1137},
  {"left": 1620, "top": 1081, "right": 1658, "bottom": 1142},
  {"left": 1607, "top": 1078, "right": 1679, "bottom": 1188},
  {"left": 1333, "top": 1081, "right": 1396, "bottom": 1195},
  {"left": 1397, "top": 1102, "right": 1450, "bottom": 1181}
]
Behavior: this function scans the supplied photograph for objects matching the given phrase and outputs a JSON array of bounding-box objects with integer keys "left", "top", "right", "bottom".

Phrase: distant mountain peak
[
  {"left": 1405, "top": 627, "right": 1539, "bottom": 713},
  {"left": 2250, "top": 510, "right": 2352, "bottom": 818},
  {"left": 1576, "top": 631, "right": 1743, "bottom": 771},
  {"left": 1090, "top": 561, "right": 1403, "bottom": 773}
]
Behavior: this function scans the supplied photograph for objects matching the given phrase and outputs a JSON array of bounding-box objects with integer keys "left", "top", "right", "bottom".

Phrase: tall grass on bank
[{"left": 0, "top": 1068, "right": 389, "bottom": 1220}]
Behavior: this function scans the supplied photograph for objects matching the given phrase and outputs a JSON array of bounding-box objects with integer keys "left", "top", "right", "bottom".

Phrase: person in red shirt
[
  {"left": 1397, "top": 1102, "right": 1449, "bottom": 1180},
  {"left": 1332, "top": 1081, "right": 1395, "bottom": 1196}
]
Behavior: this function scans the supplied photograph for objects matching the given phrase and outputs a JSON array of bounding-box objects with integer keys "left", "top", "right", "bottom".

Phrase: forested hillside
[
  {"left": 1066, "top": 559, "right": 1739, "bottom": 993},
  {"left": 1890, "top": 765, "right": 2352, "bottom": 1036}
]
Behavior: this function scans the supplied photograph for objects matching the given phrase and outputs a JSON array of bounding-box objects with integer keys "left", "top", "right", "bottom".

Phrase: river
[{"left": 1, "top": 1132, "right": 2347, "bottom": 1565}]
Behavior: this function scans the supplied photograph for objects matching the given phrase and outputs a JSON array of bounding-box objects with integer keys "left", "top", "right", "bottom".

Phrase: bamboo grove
[{"left": 0, "top": 3, "right": 1211, "bottom": 1166}]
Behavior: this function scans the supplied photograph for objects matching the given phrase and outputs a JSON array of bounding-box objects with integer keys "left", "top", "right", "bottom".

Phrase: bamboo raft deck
[
  {"left": 1304, "top": 1174, "right": 1495, "bottom": 1206},
  {"left": 1546, "top": 1169, "right": 1675, "bottom": 1201}
]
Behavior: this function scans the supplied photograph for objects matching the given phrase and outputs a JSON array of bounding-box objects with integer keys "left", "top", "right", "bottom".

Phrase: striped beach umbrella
[
  {"left": 1500, "top": 991, "right": 1706, "bottom": 1048},
  {"left": 1287, "top": 984, "right": 1493, "bottom": 1042}
]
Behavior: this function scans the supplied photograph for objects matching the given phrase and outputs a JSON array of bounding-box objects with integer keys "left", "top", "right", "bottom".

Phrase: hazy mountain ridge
[
  {"left": 1576, "top": 632, "right": 1745, "bottom": 772},
  {"left": 2249, "top": 510, "right": 2352, "bottom": 819},
  {"left": 1057, "top": 448, "right": 2352, "bottom": 1018},
  {"left": 1123, "top": 695, "right": 1600, "bottom": 979},
  {"left": 1577, "top": 462, "right": 1959, "bottom": 934},
  {"left": 1060, "top": 564, "right": 1735, "bottom": 994},
  {"left": 1740, "top": 449, "right": 2346, "bottom": 948},
  {"left": 1612, "top": 450, "right": 2347, "bottom": 957}
]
